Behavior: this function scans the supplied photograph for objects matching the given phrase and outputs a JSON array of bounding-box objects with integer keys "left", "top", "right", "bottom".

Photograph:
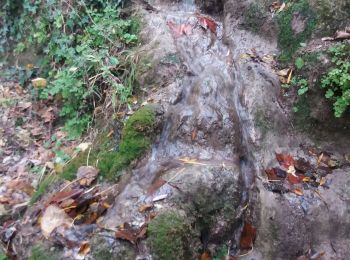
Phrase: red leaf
[
  {"left": 287, "top": 172, "right": 304, "bottom": 184},
  {"left": 240, "top": 222, "right": 257, "bottom": 250},
  {"left": 196, "top": 15, "right": 217, "bottom": 34},
  {"left": 275, "top": 153, "right": 295, "bottom": 169}
]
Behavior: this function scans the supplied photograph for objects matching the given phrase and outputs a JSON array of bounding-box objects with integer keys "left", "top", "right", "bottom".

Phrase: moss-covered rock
[
  {"left": 276, "top": 0, "right": 316, "bottom": 62},
  {"left": 62, "top": 105, "right": 157, "bottom": 181},
  {"left": 147, "top": 211, "right": 195, "bottom": 260}
]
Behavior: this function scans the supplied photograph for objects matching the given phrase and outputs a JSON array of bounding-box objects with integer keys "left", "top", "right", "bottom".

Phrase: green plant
[
  {"left": 276, "top": 0, "right": 316, "bottom": 62},
  {"left": 295, "top": 57, "right": 305, "bottom": 70},
  {"left": 30, "top": 175, "right": 58, "bottom": 205},
  {"left": 321, "top": 44, "right": 350, "bottom": 117},
  {"left": 1, "top": 0, "right": 140, "bottom": 138},
  {"left": 29, "top": 245, "right": 59, "bottom": 260},
  {"left": 148, "top": 211, "right": 193, "bottom": 260},
  {"left": 284, "top": 77, "right": 309, "bottom": 96}
]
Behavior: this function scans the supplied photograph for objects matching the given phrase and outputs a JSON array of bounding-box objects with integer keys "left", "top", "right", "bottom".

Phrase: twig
[{"left": 86, "top": 146, "right": 92, "bottom": 166}]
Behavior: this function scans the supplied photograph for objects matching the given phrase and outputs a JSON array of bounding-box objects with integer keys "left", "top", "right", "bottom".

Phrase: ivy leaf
[
  {"left": 325, "top": 89, "right": 334, "bottom": 98},
  {"left": 298, "top": 86, "right": 308, "bottom": 96},
  {"left": 295, "top": 57, "right": 305, "bottom": 70}
]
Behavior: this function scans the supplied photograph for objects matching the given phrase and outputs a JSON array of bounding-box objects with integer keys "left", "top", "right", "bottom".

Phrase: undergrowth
[
  {"left": 0, "top": 0, "right": 140, "bottom": 138},
  {"left": 321, "top": 44, "right": 350, "bottom": 117}
]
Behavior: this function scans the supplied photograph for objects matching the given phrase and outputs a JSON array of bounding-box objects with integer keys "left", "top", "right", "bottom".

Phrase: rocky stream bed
[{"left": 1, "top": 0, "right": 350, "bottom": 259}]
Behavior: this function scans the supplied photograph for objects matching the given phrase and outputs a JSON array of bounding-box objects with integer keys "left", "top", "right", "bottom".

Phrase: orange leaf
[
  {"left": 293, "top": 188, "right": 304, "bottom": 196},
  {"left": 276, "top": 153, "right": 295, "bottom": 169},
  {"left": 240, "top": 222, "right": 257, "bottom": 250},
  {"left": 201, "top": 251, "right": 211, "bottom": 260}
]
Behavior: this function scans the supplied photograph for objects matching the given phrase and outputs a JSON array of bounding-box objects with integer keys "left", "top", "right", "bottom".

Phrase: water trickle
[{"left": 104, "top": 0, "right": 271, "bottom": 256}]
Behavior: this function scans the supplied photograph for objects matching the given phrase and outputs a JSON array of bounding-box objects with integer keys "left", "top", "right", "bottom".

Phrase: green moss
[
  {"left": 276, "top": 0, "right": 316, "bottom": 62},
  {"left": 148, "top": 212, "right": 193, "bottom": 260},
  {"left": 242, "top": 3, "right": 266, "bottom": 33},
  {"left": 0, "top": 253, "right": 7, "bottom": 260},
  {"left": 29, "top": 245, "right": 59, "bottom": 260},
  {"left": 92, "top": 248, "right": 113, "bottom": 260},
  {"left": 62, "top": 105, "right": 156, "bottom": 181}
]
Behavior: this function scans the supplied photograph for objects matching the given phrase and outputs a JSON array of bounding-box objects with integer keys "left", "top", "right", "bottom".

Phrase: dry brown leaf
[
  {"left": 78, "top": 241, "right": 91, "bottom": 257},
  {"left": 201, "top": 251, "right": 211, "bottom": 260},
  {"left": 293, "top": 188, "right": 304, "bottom": 196},
  {"left": 138, "top": 204, "right": 154, "bottom": 213},
  {"left": 334, "top": 30, "right": 350, "bottom": 40}
]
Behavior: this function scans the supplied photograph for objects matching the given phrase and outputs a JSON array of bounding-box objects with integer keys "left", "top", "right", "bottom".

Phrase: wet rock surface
[{"left": 5, "top": 0, "right": 350, "bottom": 259}]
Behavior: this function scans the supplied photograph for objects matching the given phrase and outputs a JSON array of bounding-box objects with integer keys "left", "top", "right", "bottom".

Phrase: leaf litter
[{"left": 264, "top": 148, "right": 339, "bottom": 195}]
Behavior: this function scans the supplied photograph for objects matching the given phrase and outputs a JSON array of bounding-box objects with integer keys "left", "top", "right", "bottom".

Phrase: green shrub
[
  {"left": 321, "top": 44, "right": 350, "bottom": 117},
  {"left": 1, "top": 0, "right": 140, "bottom": 138},
  {"left": 148, "top": 212, "right": 193, "bottom": 260}
]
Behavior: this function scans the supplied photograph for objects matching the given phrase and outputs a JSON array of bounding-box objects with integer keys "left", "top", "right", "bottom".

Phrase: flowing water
[{"left": 104, "top": 0, "right": 282, "bottom": 256}]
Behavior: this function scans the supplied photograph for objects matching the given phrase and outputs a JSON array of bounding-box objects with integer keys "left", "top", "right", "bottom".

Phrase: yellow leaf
[
  {"left": 31, "top": 78, "right": 47, "bottom": 88},
  {"left": 54, "top": 163, "right": 64, "bottom": 174},
  {"left": 287, "top": 69, "right": 293, "bottom": 84}
]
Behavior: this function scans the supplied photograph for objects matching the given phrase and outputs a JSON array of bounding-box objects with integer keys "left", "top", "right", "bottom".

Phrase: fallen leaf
[
  {"left": 196, "top": 14, "right": 217, "bottom": 34},
  {"left": 319, "top": 177, "right": 326, "bottom": 186},
  {"left": 31, "top": 78, "right": 47, "bottom": 88},
  {"left": 265, "top": 168, "right": 286, "bottom": 181},
  {"left": 240, "top": 222, "right": 256, "bottom": 250},
  {"left": 115, "top": 223, "right": 147, "bottom": 244},
  {"left": 78, "top": 241, "right": 91, "bottom": 257},
  {"left": 191, "top": 130, "right": 197, "bottom": 141},
  {"left": 41, "top": 205, "right": 73, "bottom": 238},
  {"left": 334, "top": 30, "right": 350, "bottom": 40},
  {"left": 293, "top": 188, "right": 304, "bottom": 196},
  {"left": 287, "top": 68, "right": 293, "bottom": 84},
  {"left": 287, "top": 172, "right": 303, "bottom": 184},
  {"left": 77, "top": 142, "right": 92, "bottom": 152},
  {"left": 201, "top": 251, "right": 211, "bottom": 260},
  {"left": 138, "top": 204, "right": 154, "bottom": 213},
  {"left": 277, "top": 2, "right": 286, "bottom": 12},
  {"left": 276, "top": 153, "right": 295, "bottom": 169},
  {"left": 46, "top": 189, "right": 83, "bottom": 206},
  {"left": 77, "top": 166, "right": 99, "bottom": 186},
  {"left": 152, "top": 194, "right": 168, "bottom": 202}
]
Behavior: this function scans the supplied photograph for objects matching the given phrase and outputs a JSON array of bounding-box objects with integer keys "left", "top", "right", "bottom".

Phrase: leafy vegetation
[
  {"left": 1, "top": 0, "right": 140, "bottom": 138},
  {"left": 276, "top": 0, "right": 316, "bottom": 62},
  {"left": 321, "top": 44, "right": 350, "bottom": 117},
  {"left": 148, "top": 211, "right": 193, "bottom": 260}
]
